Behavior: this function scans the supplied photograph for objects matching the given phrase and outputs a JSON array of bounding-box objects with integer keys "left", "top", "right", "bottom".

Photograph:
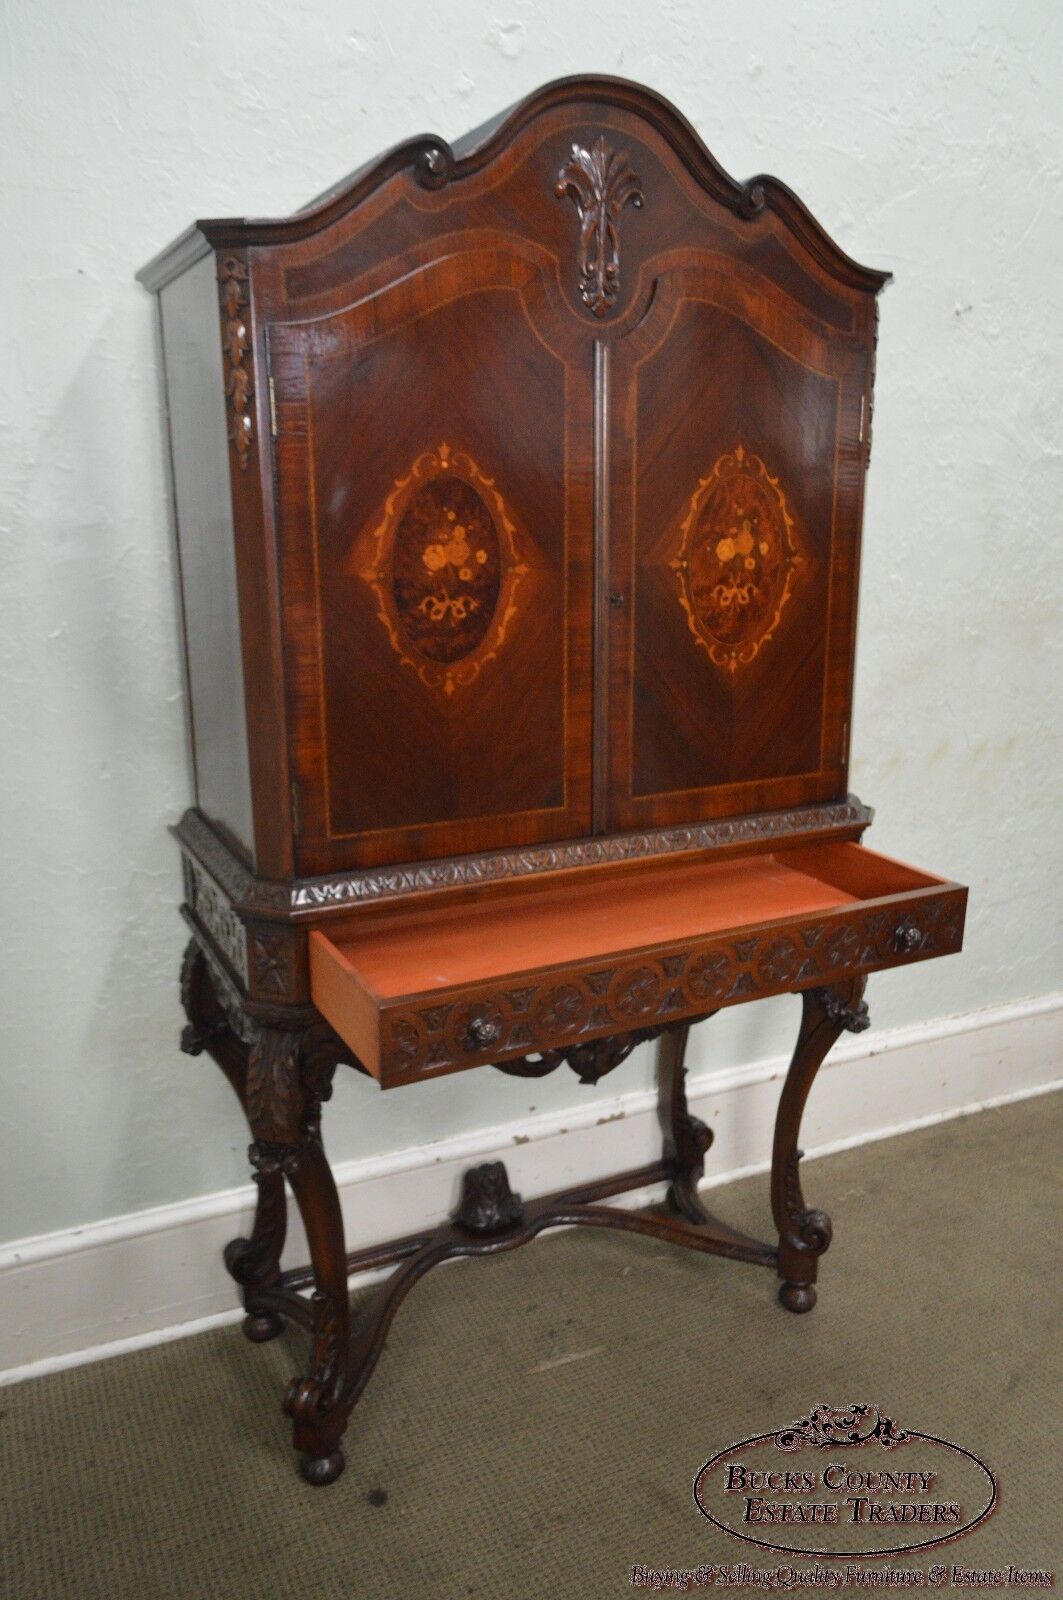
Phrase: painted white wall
[{"left": 1, "top": 0, "right": 1060, "bottom": 1251}]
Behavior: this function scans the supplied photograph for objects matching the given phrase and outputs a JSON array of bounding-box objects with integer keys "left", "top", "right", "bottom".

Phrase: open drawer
[{"left": 309, "top": 842, "right": 967, "bottom": 1087}]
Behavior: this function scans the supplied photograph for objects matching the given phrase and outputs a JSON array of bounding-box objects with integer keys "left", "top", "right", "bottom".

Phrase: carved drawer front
[{"left": 309, "top": 842, "right": 965, "bottom": 1088}]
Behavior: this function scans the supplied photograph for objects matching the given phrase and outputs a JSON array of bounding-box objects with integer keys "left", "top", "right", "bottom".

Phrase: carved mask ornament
[
  {"left": 358, "top": 444, "right": 528, "bottom": 698},
  {"left": 671, "top": 444, "right": 803, "bottom": 674}
]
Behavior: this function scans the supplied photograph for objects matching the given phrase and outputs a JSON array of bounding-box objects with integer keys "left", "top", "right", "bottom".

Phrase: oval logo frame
[{"left": 693, "top": 1405, "right": 998, "bottom": 1561}]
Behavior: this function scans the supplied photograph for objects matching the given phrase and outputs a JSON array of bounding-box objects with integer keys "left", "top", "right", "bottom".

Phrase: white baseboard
[{"left": 2, "top": 994, "right": 1060, "bottom": 1386}]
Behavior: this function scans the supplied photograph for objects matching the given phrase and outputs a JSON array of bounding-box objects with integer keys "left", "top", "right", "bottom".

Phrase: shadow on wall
[{"left": 4, "top": 294, "right": 245, "bottom": 1236}]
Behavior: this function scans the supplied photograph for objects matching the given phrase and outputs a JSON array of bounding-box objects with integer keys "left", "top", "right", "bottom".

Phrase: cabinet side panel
[{"left": 159, "top": 256, "right": 254, "bottom": 859}]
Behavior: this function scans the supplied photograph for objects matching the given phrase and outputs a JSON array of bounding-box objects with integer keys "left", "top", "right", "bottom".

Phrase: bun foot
[
  {"left": 300, "top": 1448, "right": 346, "bottom": 1487},
  {"left": 242, "top": 1310, "right": 284, "bottom": 1343},
  {"left": 779, "top": 1280, "right": 817, "bottom": 1314}
]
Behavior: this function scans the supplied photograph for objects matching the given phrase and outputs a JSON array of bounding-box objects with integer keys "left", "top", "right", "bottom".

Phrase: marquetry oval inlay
[
  {"left": 359, "top": 443, "right": 528, "bottom": 697},
  {"left": 671, "top": 444, "right": 802, "bottom": 674},
  {"left": 391, "top": 475, "right": 501, "bottom": 664}
]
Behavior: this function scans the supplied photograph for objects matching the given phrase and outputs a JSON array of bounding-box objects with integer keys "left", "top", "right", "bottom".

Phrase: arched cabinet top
[{"left": 137, "top": 75, "right": 890, "bottom": 296}]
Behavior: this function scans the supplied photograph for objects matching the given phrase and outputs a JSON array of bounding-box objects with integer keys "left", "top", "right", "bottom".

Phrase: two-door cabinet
[{"left": 139, "top": 76, "right": 965, "bottom": 1484}]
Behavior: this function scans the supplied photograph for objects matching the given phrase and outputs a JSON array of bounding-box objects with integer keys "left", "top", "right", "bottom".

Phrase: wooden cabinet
[
  {"left": 144, "top": 79, "right": 884, "bottom": 880},
  {"left": 140, "top": 76, "right": 964, "bottom": 1487}
]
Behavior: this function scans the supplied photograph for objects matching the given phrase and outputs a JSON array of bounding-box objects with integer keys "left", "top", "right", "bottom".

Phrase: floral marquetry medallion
[
  {"left": 359, "top": 444, "right": 528, "bottom": 697},
  {"left": 670, "top": 445, "right": 802, "bottom": 674}
]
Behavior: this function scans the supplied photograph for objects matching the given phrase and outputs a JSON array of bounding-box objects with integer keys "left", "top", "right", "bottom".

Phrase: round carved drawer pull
[
  {"left": 467, "top": 1015, "right": 502, "bottom": 1048},
  {"left": 895, "top": 923, "right": 922, "bottom": 952}
]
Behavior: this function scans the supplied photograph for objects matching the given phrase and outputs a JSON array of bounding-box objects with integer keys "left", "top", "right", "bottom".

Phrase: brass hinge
[
  {"left": 858, "top": 394, "right": 866, "bottom": 445},
  {"left": 268, "top": 376, "right": 278, "bottom": 438}
]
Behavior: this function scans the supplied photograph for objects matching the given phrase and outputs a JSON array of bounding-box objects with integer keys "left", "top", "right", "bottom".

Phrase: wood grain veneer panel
[
  {"left": 271, "top": 245, "right": 593, "bottom": 874},
  {"left": 605, "top": 260, "right": 871, "bottom": 834}
]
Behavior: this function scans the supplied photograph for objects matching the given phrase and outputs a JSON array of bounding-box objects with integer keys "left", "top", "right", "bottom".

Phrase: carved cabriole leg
[
  {"left": 225, "top": 1015, "right": 295, "bottom": 1346},
  {"left": 281, "top": 1138, "right": 352, "bottom": 1486},
  {"left": 772, "top": 979, "right": 870, "bottom": 1313},
  {"left": 244, "top": 1024, "right": 351, "bottom": 1487},
  {"left": 225, "top": 1175, "right": 288, "bottom": 1343},
  {"left": 658, "top": 1018, "right": 716, "bottom": 1223},
  {"left": 181, "top": 938, "right": 353, "bottom": 1485},
  {"left": 654, "top": 1016, "right": 770, "bottom": 1260},
  {"left": 180, "top": 941, "right": 289, "bottom": 1342}
]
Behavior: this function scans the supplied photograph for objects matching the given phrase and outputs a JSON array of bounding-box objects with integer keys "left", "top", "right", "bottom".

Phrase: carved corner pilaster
[{"left": 218, "top": 256, "right": 254, "bottom": 471}]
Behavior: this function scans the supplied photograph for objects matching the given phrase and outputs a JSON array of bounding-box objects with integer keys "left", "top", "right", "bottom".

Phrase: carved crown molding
[
  {"left": 137, "top": 77, "right": 890, "bottom": 294},
  {"left": 173, "top": 797, "right": 874, "bottom": 921}
]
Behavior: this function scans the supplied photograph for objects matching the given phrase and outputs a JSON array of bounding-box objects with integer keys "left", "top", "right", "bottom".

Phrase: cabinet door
[
  {"left": 270, "top": 245, "right": 592, "bottom": 874},
  {"left": 605, "top": 263, "right": 872, "bottom": 831}
]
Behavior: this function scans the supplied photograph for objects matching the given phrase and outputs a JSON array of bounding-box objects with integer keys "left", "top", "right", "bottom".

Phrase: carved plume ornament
[{"left": 555, "top": 136, "right": 643, "bottom": 317}]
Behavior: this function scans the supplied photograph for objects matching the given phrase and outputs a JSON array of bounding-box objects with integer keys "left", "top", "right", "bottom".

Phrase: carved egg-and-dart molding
[
  {"left": 555, "top": 136, "right": 644, "bottom": 317},
  {"left": 671, "top": 444, "right": 803, "bottom": 674},
  {"left": 359, "top": 443, "right": 529, "bottom": 698}
]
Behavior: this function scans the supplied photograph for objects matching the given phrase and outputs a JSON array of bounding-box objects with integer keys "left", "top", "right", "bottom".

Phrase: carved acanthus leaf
[{"left": 246, "top": 1027, "right": 305, "bottom": 1145}]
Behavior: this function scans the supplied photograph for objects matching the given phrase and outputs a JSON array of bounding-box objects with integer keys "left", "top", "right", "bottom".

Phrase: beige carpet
[{"left": 2, "top": 1094, "right": 1060, "bottom": 1599}]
